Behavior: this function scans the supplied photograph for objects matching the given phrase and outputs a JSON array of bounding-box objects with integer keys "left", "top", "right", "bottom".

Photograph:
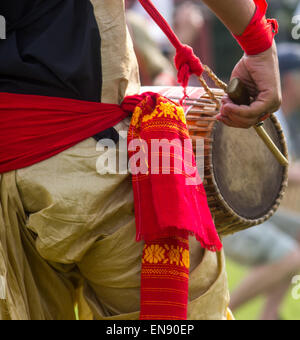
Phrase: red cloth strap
[
  {"left": 137, "top": 0, "right": 204, "bottom": 96},
  {"left": 234, "top": 0, "right": 278, "bottom": 55},
  {"left": 138, "top": 0, "right": 278, "bottom": 81}
]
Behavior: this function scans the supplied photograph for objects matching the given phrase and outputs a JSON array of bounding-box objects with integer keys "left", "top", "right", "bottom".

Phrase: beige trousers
[{"left": 0, "top": 136, "right": 229, "bottom": 320}]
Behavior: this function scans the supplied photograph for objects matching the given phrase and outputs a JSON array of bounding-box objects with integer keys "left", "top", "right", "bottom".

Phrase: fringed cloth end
[
  {"left": 137, "top": 227, "right": 222, "bottom": 253},
  {"left": 126, "top": 92, "right": 222, "bottom": 253}
]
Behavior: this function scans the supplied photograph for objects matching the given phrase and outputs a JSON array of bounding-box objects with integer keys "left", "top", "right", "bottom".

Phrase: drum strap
[
  {"left": 136, "top": 0, "right": 228, "bottom": 107},
  {"left": 137, "top": 0, "right": 204, "bottom": 100}
]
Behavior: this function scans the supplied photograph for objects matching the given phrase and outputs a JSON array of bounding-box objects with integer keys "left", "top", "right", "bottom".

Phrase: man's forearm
[{"left": 201, "top": 0, "right": 256, "bottom": 35}]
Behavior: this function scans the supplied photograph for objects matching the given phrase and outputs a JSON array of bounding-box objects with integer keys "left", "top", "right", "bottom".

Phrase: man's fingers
[
  {"left": 221, "top": 93, "right": 279, "bottom": 121},
  {"left": 224, "top": 112, "right": 255, "bottom": 127},
  {"left": 221, "top": 96, "right": 232, "bottom": 106},
  {"left": 216, "top": 115, "right": 240, "bottom": 128},
  {"left": 219, "top": 95, "right": 281, "bottom": 128},
  {"left": 216, "top": 114, "right": 252, "bottom": 129}
]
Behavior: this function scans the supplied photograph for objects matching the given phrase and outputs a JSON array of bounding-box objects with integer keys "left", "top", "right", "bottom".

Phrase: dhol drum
[{"left": 141, "top": 86, "right": 289, "bottom": 236}]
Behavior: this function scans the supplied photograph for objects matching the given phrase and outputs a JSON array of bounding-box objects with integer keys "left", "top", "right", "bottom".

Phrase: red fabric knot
[
  {"left": 121, "top": 92, "right": 157, "bottom": 115},
  {"left": 174, "top": 45, "right": 204, "bottom": 99}
]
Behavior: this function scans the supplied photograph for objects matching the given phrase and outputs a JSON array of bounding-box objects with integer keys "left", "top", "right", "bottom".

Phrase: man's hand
[
  {"left": 201, "top": 0, "right": 282, "bottom": 129},
  {"left": 217, "top": 42, "right": 282, "bottom": 129}
]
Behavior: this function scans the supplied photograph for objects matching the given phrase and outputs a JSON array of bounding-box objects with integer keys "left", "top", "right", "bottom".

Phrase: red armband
[{"left": 234, "top": 0, "right": 279, "bottom": 56}]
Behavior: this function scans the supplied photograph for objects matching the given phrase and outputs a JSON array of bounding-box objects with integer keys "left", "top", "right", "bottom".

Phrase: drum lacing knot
[
  {"left": 174, "top": 45, "right": 204, "bottom": 91},
  {"left": 121, "top": 92, "right": 157, "bottom": 115}
]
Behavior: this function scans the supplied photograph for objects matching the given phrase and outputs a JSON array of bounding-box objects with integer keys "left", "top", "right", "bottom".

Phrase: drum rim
[{"left": 209, "top": 113, "right": 289, "bottom": 231}]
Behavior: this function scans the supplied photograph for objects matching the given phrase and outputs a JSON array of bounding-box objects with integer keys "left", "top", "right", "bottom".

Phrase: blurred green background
[{"left": 227, "top": 259, "right": 300, "bottom": 320}]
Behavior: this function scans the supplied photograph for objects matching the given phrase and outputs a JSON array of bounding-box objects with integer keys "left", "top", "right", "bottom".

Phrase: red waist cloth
[
  {"left": 0, "top": 91, "right": 222, "bottom": 320},
  {"left": 0, "top": 91, "right": 220, "bottom": 246},
  {"left": 0, "top": 92, "right": 129, "bottom": 174}
]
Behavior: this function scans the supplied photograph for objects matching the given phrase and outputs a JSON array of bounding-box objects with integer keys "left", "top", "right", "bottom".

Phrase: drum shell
[{"left": 186, "top": 90, "right": 289, "bottom": 236}]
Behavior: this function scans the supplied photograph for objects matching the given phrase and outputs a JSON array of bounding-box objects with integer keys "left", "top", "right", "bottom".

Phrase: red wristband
[{"left": 234, "top": 0, "right": 278, "bottom": 56}]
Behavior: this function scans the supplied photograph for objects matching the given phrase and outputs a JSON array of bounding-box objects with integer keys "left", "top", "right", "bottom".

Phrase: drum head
[{"left": 211, "top": 118, "right": 286, "bottom": 220}]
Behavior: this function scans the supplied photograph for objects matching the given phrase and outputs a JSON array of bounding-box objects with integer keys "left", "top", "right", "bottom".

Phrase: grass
[{"left": 226, "top": 259, "right": 300, "bottom": 320}]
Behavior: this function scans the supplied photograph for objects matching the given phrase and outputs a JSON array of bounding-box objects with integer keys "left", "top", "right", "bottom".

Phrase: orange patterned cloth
[{"left": 127, "top": 92, "right": 222, "bottom": 320}]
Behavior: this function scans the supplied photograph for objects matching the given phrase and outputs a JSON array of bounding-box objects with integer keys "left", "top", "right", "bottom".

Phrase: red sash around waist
[
  {"left": 0, "top": 91, "right": 222, "bottom": 320},
  {"left": 0, "top": 92, "right": 130, "bottom": 174}
]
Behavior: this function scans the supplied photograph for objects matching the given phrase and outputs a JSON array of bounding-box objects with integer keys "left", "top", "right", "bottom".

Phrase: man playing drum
[{"left": 0, "top": 0, "right": 281, "bottom": 320}]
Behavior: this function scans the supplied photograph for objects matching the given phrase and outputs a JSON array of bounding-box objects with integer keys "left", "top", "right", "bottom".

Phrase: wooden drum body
[{"left": 142, "top": 86, "right": 289, "bottom": 236}]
